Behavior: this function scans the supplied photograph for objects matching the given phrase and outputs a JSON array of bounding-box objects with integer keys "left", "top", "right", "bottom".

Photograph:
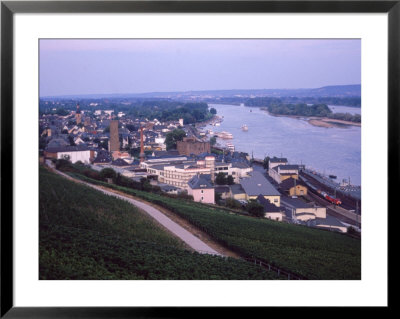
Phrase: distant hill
[
  {"left": 42, "top": 84, "right": 361, "bottom": 100},
  {"left": 305, "top": 85, "right": 361, "bottom": 97},
  {"left": 181, "top": 85, "right": 361, "bottom": 98}
]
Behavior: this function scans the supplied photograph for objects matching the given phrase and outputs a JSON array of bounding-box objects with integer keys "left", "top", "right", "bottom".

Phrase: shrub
[
  {"left": 100, "top": 168, "right": 117, "bottom": 180},
  {"left": 215, "top": 172, "right": 227, "bottom": 185},
  {"left": 177, "top": 191, "right": 193, "bottom": 201},
  {"left": 83, "top": 169, "right": 103, "bottom": 181},
  {"left": 55, "top": 159, "right": 72, "bottom": 170},
  {"left": 246, "top": 201, "right": 265, "bottom": 218},
  {"left": 225, "top": 198, "right": 242, "bottom": 209}
]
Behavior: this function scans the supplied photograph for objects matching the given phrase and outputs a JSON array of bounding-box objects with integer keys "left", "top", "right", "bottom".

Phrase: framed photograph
[{"left": 1, "top": 0, "right": 395, "bottom": 316}]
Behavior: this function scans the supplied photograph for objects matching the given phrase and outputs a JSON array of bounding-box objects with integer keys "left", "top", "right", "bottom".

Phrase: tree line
[{"left": 39, "top": 98, "right": 214, "bottom": 125}]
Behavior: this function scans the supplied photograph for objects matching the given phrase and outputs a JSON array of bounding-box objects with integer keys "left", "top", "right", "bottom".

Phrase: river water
[{"left": 208, "top": 103, "right": 361, "bottom": 186}]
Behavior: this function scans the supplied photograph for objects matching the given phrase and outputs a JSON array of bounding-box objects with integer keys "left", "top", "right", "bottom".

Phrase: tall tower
[
  {"left": 75, "top": 103, "right": 82, "bottom": 124},
  {"left": 139, "top": 127, "right": 145, "bottom": 163},
  {"left": 109, "top": 120, "right": 119, "bottom": 152}
]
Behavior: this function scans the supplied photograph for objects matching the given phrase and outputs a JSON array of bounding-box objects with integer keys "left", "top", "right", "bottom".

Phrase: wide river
[{"left": 208, "top": 104, "right": 361, "bottom": 186}]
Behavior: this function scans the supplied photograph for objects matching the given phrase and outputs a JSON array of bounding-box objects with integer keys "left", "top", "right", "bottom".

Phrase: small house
[{"left": 187, "top": 174, "right": 215, "bottom": 204}]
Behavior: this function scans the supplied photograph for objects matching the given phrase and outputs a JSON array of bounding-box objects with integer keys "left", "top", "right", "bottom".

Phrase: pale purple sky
[{"left": 39, "top": 39, "right": 361, "bottom": 97}]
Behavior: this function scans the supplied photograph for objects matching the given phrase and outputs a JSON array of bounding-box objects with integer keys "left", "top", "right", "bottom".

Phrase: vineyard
[
  {"left": 39, "top": 167, "right": 281, "bottom": 280},
  {"left": 65, "top": 169, "right": 361, "bottom": 280}
]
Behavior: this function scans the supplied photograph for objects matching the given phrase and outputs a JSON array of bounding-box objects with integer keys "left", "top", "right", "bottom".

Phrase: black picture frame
[{"left": 1, "top": 0, "right": 395, "bottom": 317}]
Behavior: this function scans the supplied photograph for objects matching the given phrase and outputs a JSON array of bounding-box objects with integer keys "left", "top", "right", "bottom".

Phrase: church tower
[{"left": 75, "top": 103, "right": 82, "bottom": 124}]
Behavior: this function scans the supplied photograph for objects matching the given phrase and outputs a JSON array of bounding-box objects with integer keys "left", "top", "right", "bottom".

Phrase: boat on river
[
  {"left": 241, "top": 124, "right": 248, "bottom": 131},
  {"left": 216, "top": 131, "right": 233, "bottom": 139}
]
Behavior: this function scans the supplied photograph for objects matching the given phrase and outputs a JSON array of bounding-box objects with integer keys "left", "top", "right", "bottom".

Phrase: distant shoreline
[
  {"left": 308, "top": 118, "right": 361, "bottom": 128},
  {"left": 259, "top": 108, "right": 361, "bottom": 128}
]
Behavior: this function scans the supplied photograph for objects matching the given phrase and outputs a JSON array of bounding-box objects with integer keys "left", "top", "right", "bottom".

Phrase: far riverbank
[
  {"left": 308, "top": 117, "right": 361, "bottom": 128},
  {"left": 259, "top": 108, "right": 360, "bottom": 128}
]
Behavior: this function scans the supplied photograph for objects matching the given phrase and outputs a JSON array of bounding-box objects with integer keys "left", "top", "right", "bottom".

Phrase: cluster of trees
[
  {"left": 120, "top": 101, "right": 212, "bottom": 124},
  {"left": 209, "top": 136, "right": 217, "bottom": 146},
  {"left": 53, "top": 108, "right": 70, "bottom": 116},
  {"left": 224, "top": 198, "right": 242, "bottom": 209},
  {"left": 266, "top": 104, "right": 362, "bottom": 123},
  {"left": 243, "top": 97, "right": 283, "bottom": 107},
  {"left": 39, "top": 107, "right": 71, "bottom": 117},
  {"left": 263, "top": 156, "right": 270, "bottom": 170},
  {"left": 211, "top": 148, "right": 223, "bottom": 155},
  {"left": 244, "top": 96, "right": 361, "bottom": 108},
  {"left": 165, "top": 129, "right": 186, "bottom": 150},
  {"left": 246, "top": 200, "right": 265, "bottom": 217},
  {"left": 204, "top": 96, "right": 361, "bottom": 108},
  {"left": 215, "top": 172, "right": 234, "bottom": 185},
  {"left": 224, "top": 198, "right": 264, "bottom": 217},
  {"left": 327, "top": 112, "right": 361, "bottom": 123},
  {"left": 39, "top": 98, "right": 214, "bottom": 125},
  {"left": 283, "top": 96, "right": 361, "bottom": 107},
  {"left": 267, "top": 103, "right": 333, "bottom": 117}
]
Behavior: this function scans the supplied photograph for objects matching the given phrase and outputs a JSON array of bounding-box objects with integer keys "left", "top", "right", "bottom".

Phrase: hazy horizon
[
  {"left": 40, "top": 39, "right": 361, "bottom": 97},
  {"left": 40, "top": 84, "right": 361, "bottom": 99}
]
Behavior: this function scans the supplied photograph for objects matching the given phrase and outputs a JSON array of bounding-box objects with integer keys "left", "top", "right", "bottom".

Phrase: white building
[
  {"left": 44, "top": 146, "right": 93, "bottom": 164},
  {"left": 268, "top": 157, "right": 288, "bottom": 170},
  {"left": 269, "top": 164, "right": 299, "bottom": 184},
  {"left": 144, "top": 156, "right": 252, "bottom": 189}
]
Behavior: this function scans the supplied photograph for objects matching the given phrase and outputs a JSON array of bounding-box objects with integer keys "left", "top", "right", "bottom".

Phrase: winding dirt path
[{"left": 46, "top": 163, "right": 240, "bottom": 258}]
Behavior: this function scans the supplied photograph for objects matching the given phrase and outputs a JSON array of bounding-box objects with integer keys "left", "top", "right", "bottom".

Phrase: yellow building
[{"left": 280, "top": 177, "right": 308, "bottom": 196}]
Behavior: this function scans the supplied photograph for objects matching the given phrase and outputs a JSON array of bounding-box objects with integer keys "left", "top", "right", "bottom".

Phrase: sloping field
[
  {"left": 66, "top": 169, "right": 361, "bottom": 280},
  {"left": 39, "top": 167, "right": 280, "bottom": 280}
]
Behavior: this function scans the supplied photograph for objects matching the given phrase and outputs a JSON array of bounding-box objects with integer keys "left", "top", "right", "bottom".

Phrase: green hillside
[
  {"left": 39, "top": 167, "right": 280, "bottom": 280},
  {"left": 64, "top": 167, "right": 361, "bottom": 280}
]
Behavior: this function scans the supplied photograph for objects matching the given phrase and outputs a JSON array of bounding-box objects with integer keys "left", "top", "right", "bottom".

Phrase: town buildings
[
  {"left": 269, "top": 157, "right": 288, "bottom": 170},
  {"left": 39, "top": 100, "right": 352, "bottom": 233},
  {"left": 177, "top": 136, "right": 210, "bottom": 156}
]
